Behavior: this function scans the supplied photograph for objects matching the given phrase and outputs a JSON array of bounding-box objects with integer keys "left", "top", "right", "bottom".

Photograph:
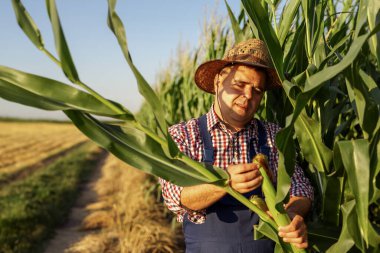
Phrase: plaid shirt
[{"left": 159, "top": 107, "right": 314, "bottom": 224}]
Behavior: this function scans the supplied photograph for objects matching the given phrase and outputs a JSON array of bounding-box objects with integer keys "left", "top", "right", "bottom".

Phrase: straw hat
[{"left": 194, "top": 38, "right": 282, "bottom": 94}]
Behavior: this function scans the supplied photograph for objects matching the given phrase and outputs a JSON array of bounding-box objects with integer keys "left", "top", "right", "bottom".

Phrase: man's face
[{"left": 214, "top": 64, "right": 266, "bottom": 129}]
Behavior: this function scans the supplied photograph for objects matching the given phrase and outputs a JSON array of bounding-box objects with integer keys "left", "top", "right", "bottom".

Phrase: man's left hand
[{"left": 278, "top": 214, "right": 308, "bottom": 249}]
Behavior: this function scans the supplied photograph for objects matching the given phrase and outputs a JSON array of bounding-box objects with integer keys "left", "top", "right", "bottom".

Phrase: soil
[{"left": 43, "top": 151, "right": 109, "bottom": 253}]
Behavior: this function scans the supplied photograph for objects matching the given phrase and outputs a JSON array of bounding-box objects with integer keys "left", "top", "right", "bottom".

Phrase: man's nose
[{"left": 243, "top": 86, "right": 252, "bottom": 99}]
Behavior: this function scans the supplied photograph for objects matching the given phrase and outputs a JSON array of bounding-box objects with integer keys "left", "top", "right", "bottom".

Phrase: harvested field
[{"left": 0, "top": 122, "right": 88, "bottom": 184}]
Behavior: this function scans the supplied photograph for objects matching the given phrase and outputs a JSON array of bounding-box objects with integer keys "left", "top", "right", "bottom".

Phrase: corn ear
[
  {"left": 253, "top": 153, "right": 290, "bottom": 226},
  {"left": 249, "top": 195, "right": 273, "bottom": 223},
  {"left": 250, "top": 195, "right": 269, "bottom": 212},
  {"left": 253, "top": 154, "right": 306, "bottom": 253}
]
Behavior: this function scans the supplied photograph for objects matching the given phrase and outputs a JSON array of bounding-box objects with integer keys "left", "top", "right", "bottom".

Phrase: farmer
[{"left": 159, "top": 39, "right": 313, "bottom": 252}]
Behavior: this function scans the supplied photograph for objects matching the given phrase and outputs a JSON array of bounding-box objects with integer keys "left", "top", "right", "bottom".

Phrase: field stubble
[
  {"left": 0, "top": 122, "right": 88, "bottom": 184},
  {"left": 64, "top": 154, "right": 184, "bottom": 253}
]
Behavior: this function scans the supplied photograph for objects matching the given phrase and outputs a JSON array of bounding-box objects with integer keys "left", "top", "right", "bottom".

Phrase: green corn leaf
[
  {"left": 367, "top": 0, "right": 380, "bottom": 66},
  {"left": 106, "top": 0, "right": 179, "bottom": 158},
  {"left": 274, "top": 122, "right": 294, "bottom": 205},
  {"left": 369, "top": 128, "right": 380, "bottom": 203},
  {"left": 359, "top": 69, "right": 380, "bottom": 106},
  {"left": 325, "top": 200, "right": 356, "bottom": 253},
  {"left": 307, "top": 222, "right": 340, "bottom": 252},
  {"left": 0, "top": 79, "right": 68, "bottom": 111},
  {"left": 319, "top": 33, "right": 351, "bottom": 69},
  {"left": 241, "top": 0, "right": 285, "bottom": 81},
  {"left": 284, "top": 24, "right": 380, "bottom": 137},
  {"left": 11, "top": 0, "right": 44, "bottom": 49},
  {"left": 254, "top": 221, "right": 293, "bottom": 253},
  {"left": 294, "top": 112, "right": 333, "bottom": 173},
  {"left": 322, "top": 176, "right": 344, "bottom": 226},
  {"left": 336, "top": 140, "right": 370, "bottom": 247},
  {"left": 11, "top": 0, "right": 127, "bottom": 115},
  {"left": 345, "top": 67, "right": 379, "bottom": 139},
  {"left": 283, "top": 22, "right": 306, "bottom": 72},
  {"left": 225, "top": 0, "right": 244, "bottom": 43},
  {"left": 311, "top": 1, "right": 326, "bottom": 59},
  {"left": 326, "top": 0, "right": 336, "bottom": 28},
  {"left": 64, "top": 110, "right": 228, "bottom": 187},
  {"left": 367, "top": 211, "right": 380, "bottom": 249},
  {"left": 106, "top": 1, "right": 166, "bottom": 134},
  {"left": 0, "top": 65, "right": 134, "bottom": 121},
  {"left": 278, "top": 0, "right": 301, "bottom": 46},
  {"left": 305, "top": 24, "right": 380, "bottom": 92},
  {"left": 355, "top": 0, "right": 370, "bottom": 38},
  {"left": 326, "top": 199, "right": 380, "bottom": 251},
  {"left": 46, "top": 0, "right": 80, "bottom": 83},
  {"left": 318, "top": 85, "right": 347, "bottom": 147},
  {"left": 301, "top": 0, "right": 313, "bottom": 60}
]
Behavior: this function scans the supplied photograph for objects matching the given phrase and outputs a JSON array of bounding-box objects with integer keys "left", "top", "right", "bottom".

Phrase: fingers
[
  {"left": 233, "top": 168, "right": 261, "bottom": 182},
  {"left": 227, "top": 164, "right": 262, "bottom": 193},
  {"left": 278, "top": 215, "right": 308, "bottom": 249},
  {"left": 228, "top": 163, "right": 259, "bottom": 174},
  {"left": 227, "top": 163, "right": 258, "bottom": 174},
  {"left": 233, "top": 176, "right": 263, "bottom": 193},
  {"left": 279, "top": 215, "right": 304, "bottom": 232}
]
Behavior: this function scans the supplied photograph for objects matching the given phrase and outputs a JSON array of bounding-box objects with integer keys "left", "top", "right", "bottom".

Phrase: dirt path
[{"left": 43, "top": 150, "right": 109, "bottom": 253}]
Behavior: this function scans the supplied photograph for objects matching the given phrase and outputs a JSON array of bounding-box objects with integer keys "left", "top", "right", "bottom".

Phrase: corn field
[{"left": 0, "top": 0, "right": 379, "bottom": 252}]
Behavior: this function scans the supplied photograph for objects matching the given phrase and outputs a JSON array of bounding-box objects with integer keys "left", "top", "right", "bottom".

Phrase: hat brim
[{"left": 194, "top": 59, "right": 282, "bottom": 94}]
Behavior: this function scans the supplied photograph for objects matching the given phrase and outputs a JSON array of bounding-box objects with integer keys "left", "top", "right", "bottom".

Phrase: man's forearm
[
  {"left": 285, "top": 196, "right": 312, "bottom": 218},
  {"left": 180, "top": 184, "right": 226, "bottom": 211}
]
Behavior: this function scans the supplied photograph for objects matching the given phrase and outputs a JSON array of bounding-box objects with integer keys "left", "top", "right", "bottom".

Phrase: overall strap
[
  {"left": 257, "top": 120, "right": 271, "bottom": 157},
  {"left": 249, "top": 119, "right": 270, "bottom": 161},
  {"left": 198, "top": 114, "right": 214, "bottom": 165}
]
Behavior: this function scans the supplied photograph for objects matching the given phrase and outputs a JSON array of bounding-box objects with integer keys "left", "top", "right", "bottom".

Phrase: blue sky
[{"left": 0, "top": 1, "right": 240, "bottom": 120}]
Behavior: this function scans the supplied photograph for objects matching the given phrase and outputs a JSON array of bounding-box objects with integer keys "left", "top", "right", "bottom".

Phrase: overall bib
[{"left": 183, "top": 115, "right": 275, "bottom": 253}]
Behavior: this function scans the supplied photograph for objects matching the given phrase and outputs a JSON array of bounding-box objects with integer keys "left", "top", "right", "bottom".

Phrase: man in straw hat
[{"left": 159, "top": 38, "right": 313, "bottom": 252}]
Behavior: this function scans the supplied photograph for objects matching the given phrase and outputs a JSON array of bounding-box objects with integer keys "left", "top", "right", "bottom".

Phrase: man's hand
[
  {"left": 227, "top": 163, "right": 263, "bottom": 193},
  {"left": 278, "top": 214, "right": 308, "bottom": 249}
]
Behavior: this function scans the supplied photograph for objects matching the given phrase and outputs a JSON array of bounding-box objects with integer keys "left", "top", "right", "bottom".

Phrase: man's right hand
[{"left": 227, "top": 163, "right": 263, "bottom": 193}]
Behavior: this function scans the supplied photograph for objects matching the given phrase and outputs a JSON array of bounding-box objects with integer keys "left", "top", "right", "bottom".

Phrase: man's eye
[{"left": 234, "top": 82, "right": 244, "bottom": 88}]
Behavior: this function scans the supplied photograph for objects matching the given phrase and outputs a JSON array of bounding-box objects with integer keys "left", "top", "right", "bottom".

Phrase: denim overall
[{"left": 183, "top": 115, "right": 275, "bottom": 253}]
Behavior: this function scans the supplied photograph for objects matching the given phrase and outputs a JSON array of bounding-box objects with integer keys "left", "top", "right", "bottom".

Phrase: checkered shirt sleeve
[{"left": 158, "top": 121, "right": 206, "bottom": 223}]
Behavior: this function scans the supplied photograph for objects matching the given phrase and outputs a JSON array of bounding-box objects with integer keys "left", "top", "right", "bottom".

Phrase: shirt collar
[{"left": 205, "top": 104, "right": 258, "bottom": 137}]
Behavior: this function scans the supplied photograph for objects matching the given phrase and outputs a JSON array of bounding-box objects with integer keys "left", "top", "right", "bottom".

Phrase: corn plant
[
  {"left": 0, "top": 0, "right": 379, "bottom": 252},
  {"left": 221, "top": 0, "right": 380, "bottom": 252}
]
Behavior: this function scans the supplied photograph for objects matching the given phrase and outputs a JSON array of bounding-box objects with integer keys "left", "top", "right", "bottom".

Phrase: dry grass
[
  {"left": 65, "top": 154, "right": 184, "bottom": 253},
  {"left": 0, "top": 122, "right": 88, "bottom": 179}
]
